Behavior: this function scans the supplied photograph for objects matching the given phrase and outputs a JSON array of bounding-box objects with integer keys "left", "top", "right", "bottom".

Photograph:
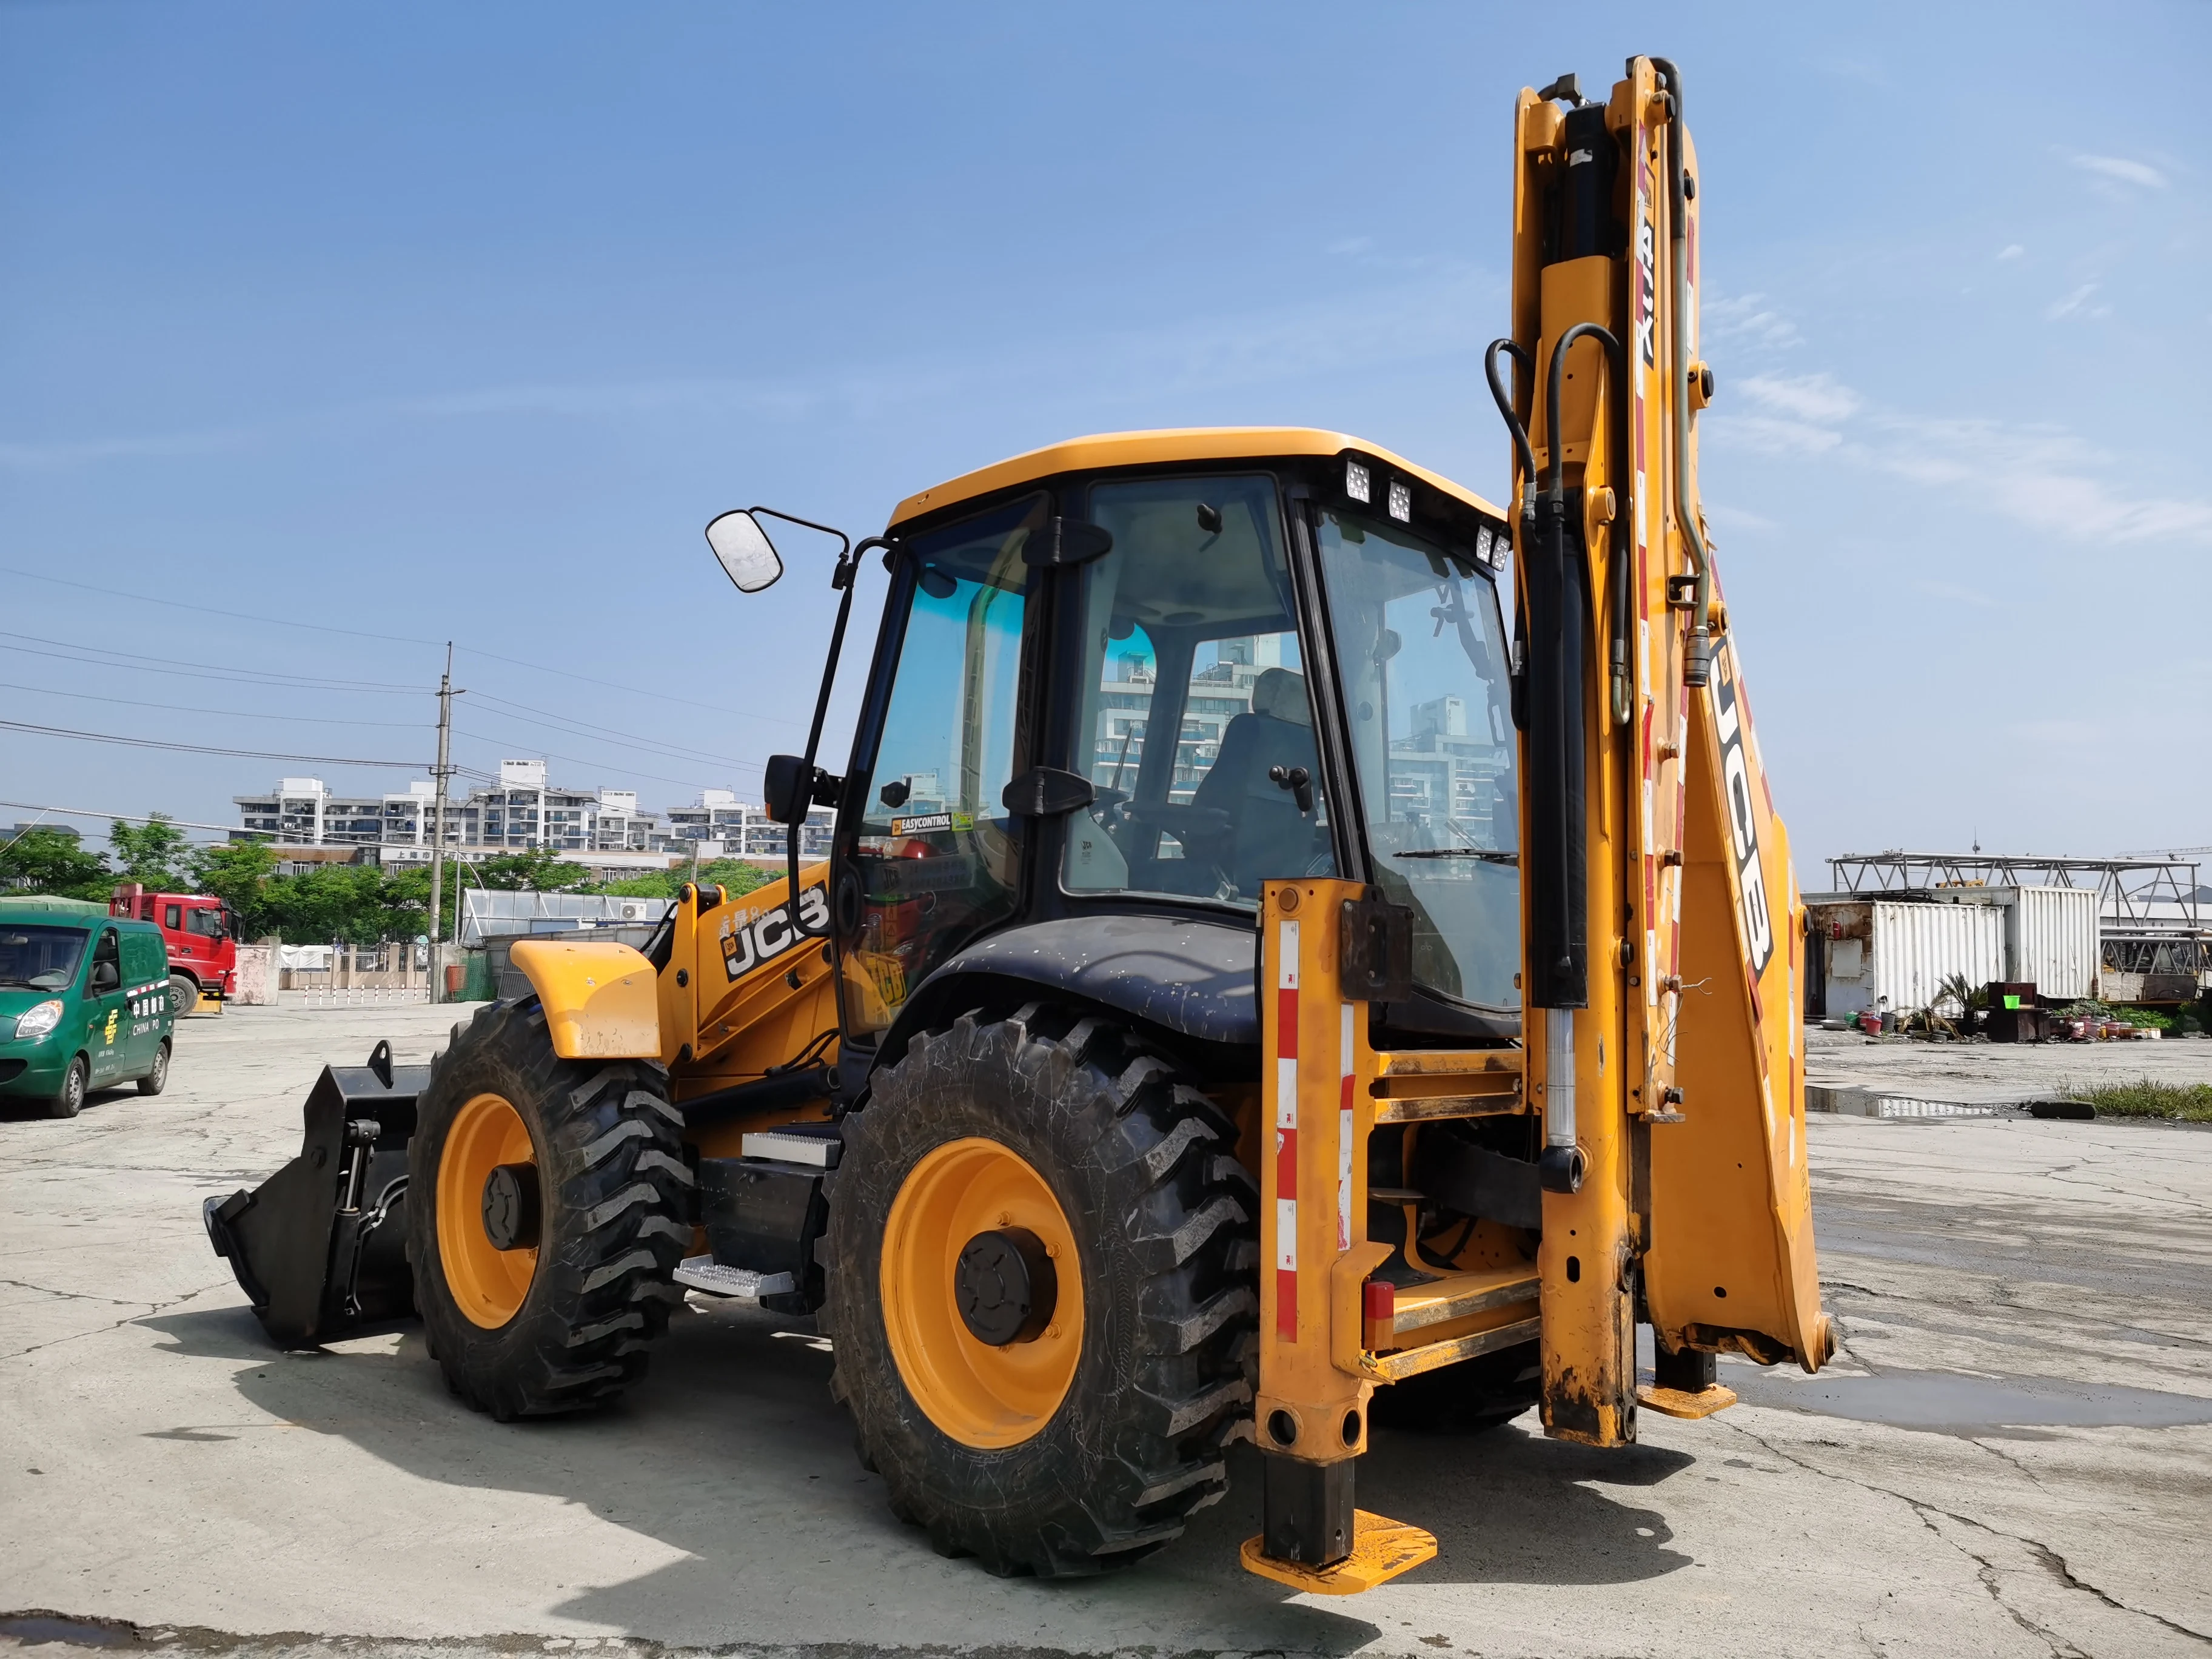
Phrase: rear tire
[
  {"left": 136, "top": 1040, "right": 171, "bottom": 1096},
  {"left": 822, "top": 1007, "right": 1256, "bottom": 1577},
  {"left": 49, "top": 1056, "right": 87, "bottom": 1119},
  {"left": 408, "top": 999, "right": 689, "bottom": 1419},
  {"left": 169, "top": 974, "right": 198, "bottom": 1018}
]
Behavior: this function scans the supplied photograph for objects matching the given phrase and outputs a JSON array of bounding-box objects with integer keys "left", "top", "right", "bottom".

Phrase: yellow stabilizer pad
[
  {"left": 1637, "top": 1382, "right": 1738, "bottom": 1419},
  {"left": 1240, "top": 1510, "right": 1438, "bottom": 1595}
]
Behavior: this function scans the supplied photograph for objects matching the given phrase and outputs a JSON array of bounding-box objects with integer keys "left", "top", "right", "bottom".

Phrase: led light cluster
[{"left": 1344, "top": 460, "right": 1371, "bottom": 503}]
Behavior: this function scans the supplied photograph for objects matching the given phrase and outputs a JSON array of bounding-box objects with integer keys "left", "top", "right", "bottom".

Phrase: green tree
[
  {"left": 474, "top": 848, "right": 594, "bottom": 893},
  {"left": 189, "top": 842, "right": 278, "bottom": 933},
  {"left": 595, "top": 858, "right": 772, "bottom": 900},
  {"left": 110, "top": 814, "right": 194, "bottom": 887},
  {"left": 0, "top": 826, "right": 113, "bottom": 900}
]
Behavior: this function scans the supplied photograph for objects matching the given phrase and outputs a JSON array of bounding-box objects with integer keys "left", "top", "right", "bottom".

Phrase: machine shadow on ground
[
  {"left": 141, "top": 1292, "right": 1698, "bottom": 1646},
  {"left": 0, "top": 1086, "right": 144, "bottom": 1124}
]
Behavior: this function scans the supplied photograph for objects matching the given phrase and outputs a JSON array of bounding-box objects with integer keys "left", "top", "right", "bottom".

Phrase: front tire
[
  {"left": 823, "top": 1007, "right": 1257, "bottom": 1577},
  {"left": 408, "top": 999, "right": 690, "bottom": 1419},
  {"left": 49, "top": 1056, "right": 88, "bottom": 1119}
]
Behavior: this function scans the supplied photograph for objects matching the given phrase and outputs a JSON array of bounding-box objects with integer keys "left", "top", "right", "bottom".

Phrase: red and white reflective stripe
[
  {"left": 1336, "top": 1000, "right": 1355, "bottom": 1250},
  {"left": 1274, "top": 918, "right": 1299, "bottom": 1339}
]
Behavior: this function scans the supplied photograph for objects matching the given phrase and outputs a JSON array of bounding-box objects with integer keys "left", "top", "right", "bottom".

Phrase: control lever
[{"left": 1267, "top": 765, "right": 1315, "bottom": 814}]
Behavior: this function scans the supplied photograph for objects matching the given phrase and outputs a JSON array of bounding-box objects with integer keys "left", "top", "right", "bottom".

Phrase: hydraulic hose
[
  {"left": 1544, "top": 321, "right": 1633, "bottom": 729},
  {"left": 1484, "top": 338, "right": 1537, "bottom": 535},
  {"left": 1648, "top": 58, "right": 1714, "bottom": 689}
]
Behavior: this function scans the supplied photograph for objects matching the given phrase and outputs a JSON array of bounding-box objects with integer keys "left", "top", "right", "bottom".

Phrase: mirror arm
[
  {"left": 785, "top": 535, "right": 891, "bottom": 939},
  {"left": 748, "top": 506, "right": 852, "bottom": 564}
]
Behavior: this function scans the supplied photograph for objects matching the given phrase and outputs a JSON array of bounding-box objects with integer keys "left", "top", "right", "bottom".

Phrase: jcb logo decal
[
  {"left": 720, "top": 886, "right": 830, "bottom": 982},
  {"left": 1711, "top": 648, "right": 1773, "bottom": 975},
  {"left": 1635, "top": 216, "right": 1658, "bottom": 370}
]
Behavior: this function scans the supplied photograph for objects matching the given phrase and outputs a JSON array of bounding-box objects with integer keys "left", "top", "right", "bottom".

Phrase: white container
[
  {"left": 1811, "top": 899, "right": 2005, "bottom": 1020},
  {"left": 1929, "top": 885, "right": 2101, "bottom": 1001}
]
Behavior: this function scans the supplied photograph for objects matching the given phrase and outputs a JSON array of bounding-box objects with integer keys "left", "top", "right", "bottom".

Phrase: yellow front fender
[{"left": 505, "top": 939, "right": 663, "bottom": 1061}]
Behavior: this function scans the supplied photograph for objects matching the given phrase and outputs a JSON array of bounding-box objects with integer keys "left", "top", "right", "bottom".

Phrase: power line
[
  {"left": 456, "top": 644, "right": 807, "bottom": 729},
  {"left": 0, "top": 717, "right": 423, "bottom": 768},
  {"left": 0, "top": 679, "right": 427, "bottom": 729},
  {"left": 451, "top": 729, "right": 729, "bottom": 794},
  {"left": 0, "top": 797, "right": 276, "bottom": 841},
  {"left": 466, "top": 692, "right": 763, "bottom": 773},
  {"left": 0, "top": 561, "right": 441, "bottom": 648},
  {"left": 1, "top": 561, "right": 808, "bottom": 728},
  {"left": 0, "top": 631, "right": 427, "bottom": 694}
]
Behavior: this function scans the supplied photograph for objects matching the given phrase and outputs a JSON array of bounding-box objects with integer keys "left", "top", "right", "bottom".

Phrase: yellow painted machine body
[
  {"left": 1239, "top": 58, "right": 1828, "bottom": 1589},
  {"left": 1504, "top": 63, "right": 1829, "bottom": 1412},
  {"left": 229, "top": 56, "right": 1825, "bottom": 1596}
]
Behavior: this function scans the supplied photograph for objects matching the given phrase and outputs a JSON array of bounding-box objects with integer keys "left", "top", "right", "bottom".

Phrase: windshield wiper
[{"left": 1392, "top": 848, "right": 1518, "bottom": 863}]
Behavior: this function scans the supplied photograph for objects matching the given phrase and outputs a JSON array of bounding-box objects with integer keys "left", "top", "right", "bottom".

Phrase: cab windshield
[
  {"left": 1062, "top": 473, "right": 1334, "bottom": 908},
  {"left": 0, "top": 925, "right": 90, "bottom": 991},
  {"left": 1313, "top": 506, "right": 1520, "bottom": 1011}
]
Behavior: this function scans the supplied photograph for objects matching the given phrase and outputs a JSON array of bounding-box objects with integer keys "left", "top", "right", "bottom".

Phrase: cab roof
[{"left": 887, "top": 426, "right": 1506, "bottom": 529}]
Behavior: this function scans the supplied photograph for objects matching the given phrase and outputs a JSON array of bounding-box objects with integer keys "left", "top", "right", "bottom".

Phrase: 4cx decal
[
  {"left": 719, "top": 885, "right": 831, "bottom": 982},
  {"left": 1711, "top": 646, "right": 1774, "bottom": 976}
]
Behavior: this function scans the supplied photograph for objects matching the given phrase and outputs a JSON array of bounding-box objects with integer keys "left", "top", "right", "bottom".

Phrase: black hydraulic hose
[
  {"left": 1487, "top": 338, "right": 1538, "bottom": 732},
  {"left": 1648, "top": 57, "right": 1714, "bottom": 688},
  {"left": 1484, "top": 338, "right": 1537, "bottom": 529},
  {"left": 1544, "top": 323, "right": 1623, "bottom": 508},
  {"left": 1544, "top": 321, "right": 1634, "bottom": 729}
]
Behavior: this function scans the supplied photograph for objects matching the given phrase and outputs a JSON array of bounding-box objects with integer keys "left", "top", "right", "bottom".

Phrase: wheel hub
[
  {"left": 954, "top": 1227, "right": 1056, "bottom": 1346},
  {"left": 481, "top": 1162, "right": 541, "bottom": 1252}
]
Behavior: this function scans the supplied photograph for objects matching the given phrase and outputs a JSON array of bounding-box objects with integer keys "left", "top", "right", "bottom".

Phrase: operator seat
[{"left": 1190, "top": 666, "right": 1328, "bottom": 896}]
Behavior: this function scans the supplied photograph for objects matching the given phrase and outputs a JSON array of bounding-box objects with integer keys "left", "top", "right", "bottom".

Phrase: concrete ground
[
  {"left": 1806, "top": 1022, "right": 2212, "bottom": 1102},
  {"left": 2, "top": 997, "right": 2209, "bottom": 1659}
]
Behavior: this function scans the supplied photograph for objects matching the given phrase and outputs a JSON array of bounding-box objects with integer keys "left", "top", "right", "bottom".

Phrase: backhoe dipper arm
[{"left": 1500, "top": 59, "right": 1832, "bottom": 1450}]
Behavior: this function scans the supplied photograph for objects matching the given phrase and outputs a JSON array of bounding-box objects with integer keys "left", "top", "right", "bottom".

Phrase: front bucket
[{"left": 203, "top": 1040, "right": 426, "bottom": 1348}]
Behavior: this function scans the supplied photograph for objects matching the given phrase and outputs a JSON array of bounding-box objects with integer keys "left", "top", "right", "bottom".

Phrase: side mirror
[
  {"left": 763, "top": 754, "right": 816, "bottom": 825},
  {"left": 763, "top": 754, "right": 843, "bottom": 824},
  {"left": 706, "top": 510, "right": 785, "bottom": 593},
  {"left": 90, "top": 960, "right": 121, "bottom": 993}
]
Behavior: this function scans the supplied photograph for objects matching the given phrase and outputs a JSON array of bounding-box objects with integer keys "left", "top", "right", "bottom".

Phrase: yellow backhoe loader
[{"left": 207, "top": 56, "right": 1829, "bottom": 1592}]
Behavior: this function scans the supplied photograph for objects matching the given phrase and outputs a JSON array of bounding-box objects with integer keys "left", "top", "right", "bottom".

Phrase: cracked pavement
[{"left": 3, "top": 1000, "right": 2209, "bottom": 1658}]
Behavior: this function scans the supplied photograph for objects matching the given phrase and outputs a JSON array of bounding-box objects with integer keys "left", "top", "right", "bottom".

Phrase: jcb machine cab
[{"left": 208, "top": 57, "right": 1829, "bottom": 1592}]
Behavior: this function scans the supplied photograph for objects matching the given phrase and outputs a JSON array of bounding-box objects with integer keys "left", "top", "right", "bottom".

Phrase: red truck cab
[{"left": 111, "top": 885, "right": 240, "bottom": 1008}]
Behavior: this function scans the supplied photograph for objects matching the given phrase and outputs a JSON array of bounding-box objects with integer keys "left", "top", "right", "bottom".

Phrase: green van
[{"left": 0, "top": 900, "right": 178, "bottom": 1118}]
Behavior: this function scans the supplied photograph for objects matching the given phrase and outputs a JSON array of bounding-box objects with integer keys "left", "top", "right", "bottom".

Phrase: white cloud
[
  {"left": 1912, "top": 578, "right": 2003, "bottom": 612},
  {"left": 1997, "top": 244, "right": 2025, "bottom": 261},
  {"left": 2044, "top": 283, "right": 2099, "bottom": 321},
  {"left": 2069, "top": 153, "right": 2167, "bottom": 190},
  {"left": 1703, "top": 501, "right": 1778, "bottom": 534},
  {"left": 1708, "top": 372, "right": 2212, "bottom": 548},
  {"left": 1703, "top": 290, "right": 1801, "bottom": 350},
  {"left": 1326, "top": 236, "right": 1373, "bottom": 256},
  {"left": 1737, "top": 372, "right": 1862, "bottom": 424}
]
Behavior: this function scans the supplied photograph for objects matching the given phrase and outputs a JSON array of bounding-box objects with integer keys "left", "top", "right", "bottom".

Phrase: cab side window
[
  {"left": 85, "top": 930, "right": 122, "bottom": 996},
  {"left": 164, "top": 904, "right": 183, "bottom": 931},
  {"left": 186, "top": 907, "right": 225, "bottom": 939}
]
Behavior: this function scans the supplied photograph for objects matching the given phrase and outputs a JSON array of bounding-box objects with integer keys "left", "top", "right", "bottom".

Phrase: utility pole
[{"left": 429, "top": 645, "right": 463, "bottom": 971}]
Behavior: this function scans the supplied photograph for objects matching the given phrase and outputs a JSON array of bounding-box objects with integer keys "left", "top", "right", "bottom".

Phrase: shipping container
[
  {"left": 1930, "top": 885, "right": 2100, "bottom": 1001},
  {"left": 1806, "top": 899, "right": 2005, "bottom": 1020}
]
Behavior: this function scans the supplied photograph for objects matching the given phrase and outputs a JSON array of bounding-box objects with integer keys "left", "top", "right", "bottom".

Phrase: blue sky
[{"left": 3, "top": 1, "right": 2206, "bottom": 877}]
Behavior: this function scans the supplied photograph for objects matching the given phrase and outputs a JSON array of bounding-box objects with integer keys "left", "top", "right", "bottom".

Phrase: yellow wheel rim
[
  {"left": 437, "top": 1092, "right": 539, "bottom": 1329},
  {"left": 881, "top": 1136, "right": 1083, "bottom": 1449}
]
